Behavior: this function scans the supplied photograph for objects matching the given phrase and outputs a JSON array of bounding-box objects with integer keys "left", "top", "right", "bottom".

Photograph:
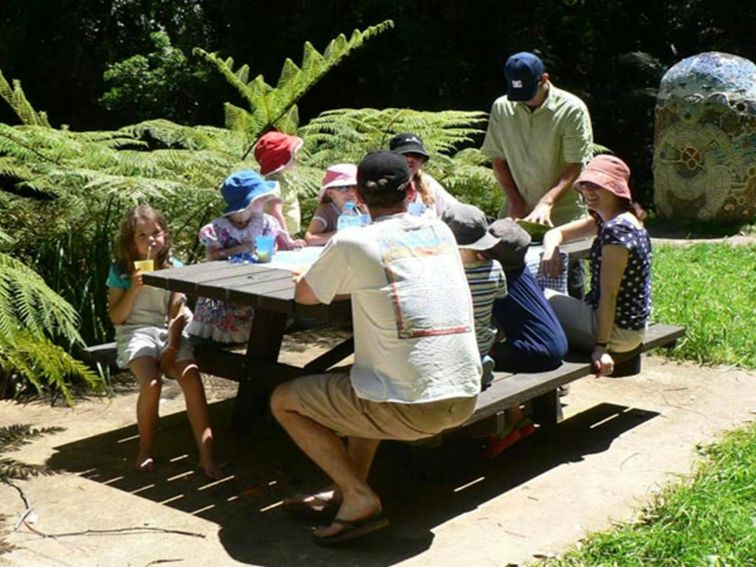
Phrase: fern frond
[
  {"left": 0, "top": 253, "right": 84, "bottom": 342},
  {"left": 300, "top": 107, "right": 488, "bottom": 169},
  {"left": 0, "top": 70, "right": 51, "bottom": 127},
  {"left": 0, "top": 331, "right": 102, "bottom": 405},
  {"left": 197, "top": 21, "right": 394, "bottom": 153}
]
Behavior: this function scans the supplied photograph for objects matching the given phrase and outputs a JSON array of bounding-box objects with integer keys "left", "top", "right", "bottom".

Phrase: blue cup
[{"left": 255, "top": 235, "right": 275, "bottom": 263}]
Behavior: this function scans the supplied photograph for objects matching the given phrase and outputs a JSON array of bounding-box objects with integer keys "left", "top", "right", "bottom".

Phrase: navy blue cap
[{"left": 504, "top": 52, "right": 545, "bottom": 102}]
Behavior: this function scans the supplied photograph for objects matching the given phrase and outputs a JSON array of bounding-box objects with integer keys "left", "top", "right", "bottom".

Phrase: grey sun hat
[
  {"left": 441, "top": 203, "right": 501, "bottom": 251},
  {"left": 486, "top": 218, "right": 532, "bottom": 270}
]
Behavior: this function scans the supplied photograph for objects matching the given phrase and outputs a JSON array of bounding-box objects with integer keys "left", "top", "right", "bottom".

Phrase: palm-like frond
[
  {"left": 0, "top": 71, "right": 50, "bottom": 127},
  {"left": 0, "top": 330, "right": 101, "bottom": 405},
  {"left": 0, "top": 241, "right": 102, "bottom": 404},
  {"left": 0, "top": 253, "right": 83, "bottom": 340},
  {"left": 195, "top": 20, "right": 394, "bottom": 154},
  {"left": 300, "top": 107, "right": 489, "bottom": 168}
]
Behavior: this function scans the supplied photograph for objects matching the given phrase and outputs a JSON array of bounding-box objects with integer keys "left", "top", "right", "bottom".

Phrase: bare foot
[
  {"left": 312, "top": 487, "right": 381, "bottom": 539},
  {"left": 135, "top": 454, "right": 155, "bottom": 472},
  {"left": 199, "top": 459, "right": 224, "bottom": 480}
]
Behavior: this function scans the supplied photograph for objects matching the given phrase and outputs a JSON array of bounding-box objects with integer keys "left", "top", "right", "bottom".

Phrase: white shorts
[{"left": 115, "top": 325, "right": 194, "bottom": 369}]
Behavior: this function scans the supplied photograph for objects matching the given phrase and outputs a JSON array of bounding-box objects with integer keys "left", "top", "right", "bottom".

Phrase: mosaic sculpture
[{"left": 654, "top": 52, "right": 756, "bottom": 223}]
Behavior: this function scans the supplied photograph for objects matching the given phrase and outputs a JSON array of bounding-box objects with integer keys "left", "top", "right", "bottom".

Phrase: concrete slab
[{"left": 1, "top": 356, "right": 754, "bottom": 566}]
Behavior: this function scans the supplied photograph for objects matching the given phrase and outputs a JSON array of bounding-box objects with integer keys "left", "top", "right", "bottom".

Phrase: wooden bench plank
[
  {"left": 454, "top": 322, "right": 686, "bottom": 431},
  {"left": 83, "top": 322, "right": 685, "bottom": 430}
]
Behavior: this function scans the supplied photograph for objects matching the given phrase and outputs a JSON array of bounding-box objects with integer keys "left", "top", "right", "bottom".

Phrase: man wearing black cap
[
  {"left": 271, "top": 151, "right": 481, "bottom": 544},
  {"left": 481, "top": 51, "right": 593, "bottom": 297}
]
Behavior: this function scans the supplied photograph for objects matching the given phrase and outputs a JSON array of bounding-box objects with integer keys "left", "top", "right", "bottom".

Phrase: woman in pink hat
[
  {"left": 304, "top": 163, "right": 368, "bottom": 246},
  {"left": 541, "top": 155, "right": 652, "bottom": 377}
]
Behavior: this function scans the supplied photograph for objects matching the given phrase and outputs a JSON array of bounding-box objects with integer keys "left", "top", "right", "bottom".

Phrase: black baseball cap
[
  {"left": 389, "top": 132, "right": 430, "bottom": 160},
  {"left": 357, "top": 151, "right": 411, "bottom": 193}
]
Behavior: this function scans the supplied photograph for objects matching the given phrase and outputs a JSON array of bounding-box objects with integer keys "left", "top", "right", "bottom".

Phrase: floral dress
[{"left": 187, "top": 213, "right": 282, "bottom": 343}]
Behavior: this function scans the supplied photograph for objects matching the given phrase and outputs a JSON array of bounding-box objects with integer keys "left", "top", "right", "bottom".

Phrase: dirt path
[{"left": 1, "top": 353, "right": 754, "bottom": 566}]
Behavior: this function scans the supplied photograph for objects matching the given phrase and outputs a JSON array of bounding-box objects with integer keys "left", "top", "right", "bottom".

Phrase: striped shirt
[{"left": 464, "top": 259, "right": 508, "bottom": 355}]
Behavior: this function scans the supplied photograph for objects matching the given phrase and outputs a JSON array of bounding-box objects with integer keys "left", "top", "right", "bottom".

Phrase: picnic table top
[{"left": 142, "top": 239, "right": 593, "bottom": 316}]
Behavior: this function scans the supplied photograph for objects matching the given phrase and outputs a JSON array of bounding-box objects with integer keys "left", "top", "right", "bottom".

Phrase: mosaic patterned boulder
[{"left": 654, "top": 52, "right": 756, "bottom": 223}]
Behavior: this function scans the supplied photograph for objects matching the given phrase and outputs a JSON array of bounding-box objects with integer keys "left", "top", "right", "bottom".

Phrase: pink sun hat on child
[
  {"left": 253, "top": 131, "right": 304, "bottom": 176},
  {"left": 318, "top": 163, "right": 358, "bottom": 198},
  {"left": 574, "top": 154, "right": 632, "bottom": 200}
]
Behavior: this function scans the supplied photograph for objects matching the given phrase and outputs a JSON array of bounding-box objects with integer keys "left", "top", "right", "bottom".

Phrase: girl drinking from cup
[
  {"left": 304, "top": 163, "right": 369, "bottom": 246},
  {"left": 187, "top": 170, "right": 299, "bottom": 343},
  {"left": 107, "top": 205, "right": 222, "bottom": 478}
]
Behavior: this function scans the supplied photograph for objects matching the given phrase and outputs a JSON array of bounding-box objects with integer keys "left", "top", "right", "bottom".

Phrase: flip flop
[
  {"left": 282, "top": 494, "right": 340, "bottom": 521},
  {"left": 312, "top": 514, "right": 390, "bottom": 546}
]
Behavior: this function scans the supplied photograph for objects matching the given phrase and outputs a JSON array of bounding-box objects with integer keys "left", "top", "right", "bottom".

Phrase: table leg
[
  {"left": 531, "top": 389, "right": 563, "bottom": 425},
  {"left": 232, "top": 309, "right": 289, "bottom": 430}
]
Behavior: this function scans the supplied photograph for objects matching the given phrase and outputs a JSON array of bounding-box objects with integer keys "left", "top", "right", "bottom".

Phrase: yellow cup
[{"left": 133, "top": 259, "right": 155, "bottom": 273}]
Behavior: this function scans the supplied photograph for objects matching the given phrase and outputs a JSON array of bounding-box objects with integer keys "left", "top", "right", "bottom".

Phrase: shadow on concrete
[{"left": 48, "top": 400, "right": 658, "bottom": 566}]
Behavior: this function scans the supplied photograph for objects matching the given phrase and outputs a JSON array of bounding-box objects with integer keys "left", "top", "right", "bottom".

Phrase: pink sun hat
[
  {"left": 574, "top": 154, "right": 632, "bottom": 200},
  {"left": 318, "top": 163, "right": 358, "bottom": 198}
]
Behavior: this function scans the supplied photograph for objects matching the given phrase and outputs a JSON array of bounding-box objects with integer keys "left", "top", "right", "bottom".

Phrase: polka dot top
[{"left": 585, "top": 216, "right": 652, "bottom": 330}]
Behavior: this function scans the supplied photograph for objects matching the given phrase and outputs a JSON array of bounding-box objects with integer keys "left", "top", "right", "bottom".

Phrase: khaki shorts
[{"left": 290, "top": 373, "right": 477, "bottom": 441}]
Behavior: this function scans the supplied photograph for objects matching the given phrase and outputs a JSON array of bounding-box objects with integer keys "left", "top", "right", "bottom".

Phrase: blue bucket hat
[
  {"left": 220, "top": 170, "right": 280, "bottom": 215},
  {"left": 504, "top": 52, "right": 545, "bottom": 102}
]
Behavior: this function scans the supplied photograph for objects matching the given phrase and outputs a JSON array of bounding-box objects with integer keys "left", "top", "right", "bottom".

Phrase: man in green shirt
[{"left": 481, "top": 51, "right": 594, "bottom": 296}]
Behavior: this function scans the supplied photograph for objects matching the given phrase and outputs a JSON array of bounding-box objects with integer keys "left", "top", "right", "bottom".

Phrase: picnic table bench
[{"left": 83, "top": 242, "right": 684, "bottom": 432}]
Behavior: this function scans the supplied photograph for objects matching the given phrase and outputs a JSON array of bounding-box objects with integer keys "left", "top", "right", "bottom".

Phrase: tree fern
[
  {"left": 0, "top": 232, "right": 102, "bottom": 404},
  {"left": 301, "top": 107, "right": 489, "bottom": 167},
  {"left": 0, "top": 70, "right": 50, "bottom": 127},
  {"left": 195, "top": 20, "right": 394, "bottom": 156}
]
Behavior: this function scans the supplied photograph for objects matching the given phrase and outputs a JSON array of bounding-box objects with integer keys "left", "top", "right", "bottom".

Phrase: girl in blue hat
[{"left": 187, "top": 171, "right": 302, "bottom": 343}]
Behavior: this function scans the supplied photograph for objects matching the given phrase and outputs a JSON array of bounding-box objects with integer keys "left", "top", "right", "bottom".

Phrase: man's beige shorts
[{"left": 290, "top": 373, "right": 477, "bottom": 441}]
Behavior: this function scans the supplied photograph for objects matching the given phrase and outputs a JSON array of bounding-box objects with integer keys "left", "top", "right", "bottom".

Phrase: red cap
[
  {"left": 253, "top": 131, "right": 304, "bottom": 175},
  {"left": 575, "top": 155, "right": 632, "bottom": 200}
]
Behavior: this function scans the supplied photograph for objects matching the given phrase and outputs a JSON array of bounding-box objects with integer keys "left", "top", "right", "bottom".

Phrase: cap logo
[
  {"left": 406, "top": 136, "right": 420, "bottom": 143},
  {"left": 511, "top": 80, "right": 523, "bottom": 88}
]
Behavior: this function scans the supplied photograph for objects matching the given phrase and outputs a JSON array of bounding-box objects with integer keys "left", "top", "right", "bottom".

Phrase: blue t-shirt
[
  {"left": 492, "top": 266, "right": 568, "bottom": 362},
  {"left": 106, "top": 258, "right": 183, "bottom": 289},
  {"left": 586, "top": 217, "right": 652, "bottom": 330}
]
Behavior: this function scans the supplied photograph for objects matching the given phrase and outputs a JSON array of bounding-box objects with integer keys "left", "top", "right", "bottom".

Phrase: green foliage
[
  {"left": 99, "top": 31, "right": 210, "bottom": 124},
  {"left": 0, "top": 69, "right": 50, "bottom": 127},
  {"left": 0, "top": 230, "right": 102, "bottom": 404},
  {"left": 195, "top": 20, "right": 394, "bottom": 155},
  {"left": 652, "top": 243, "right": 756, "bottom": 368},
  {"left": 300, "top": 107, "right": 500, "bottom": 216},
  {"left": 544, "top": 422, "right": 756, "bottom": 566}
]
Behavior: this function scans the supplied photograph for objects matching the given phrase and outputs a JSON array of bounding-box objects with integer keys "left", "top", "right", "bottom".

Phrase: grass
[
  {"left": 541, "top": 421, "right": 756, "bottom": 567},
  {"left": 652, "top": 243, "right": 756, "bottom": 369}
]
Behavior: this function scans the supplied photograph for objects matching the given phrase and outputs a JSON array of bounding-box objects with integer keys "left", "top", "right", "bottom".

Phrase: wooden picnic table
[{"left": 142, "top": 239, "right": 593, "bottom": 428}]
